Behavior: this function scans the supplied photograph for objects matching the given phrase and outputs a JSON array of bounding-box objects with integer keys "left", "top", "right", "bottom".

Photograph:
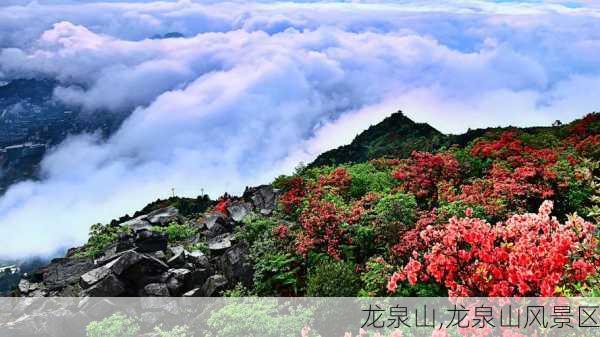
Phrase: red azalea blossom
[{"left": 388, "top": 201, "right": 599, "bottom": 296}]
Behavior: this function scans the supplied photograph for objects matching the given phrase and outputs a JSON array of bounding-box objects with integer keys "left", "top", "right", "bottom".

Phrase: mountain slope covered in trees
[{"left": 8, "top": 111, "right": 600, "bottom": 297}]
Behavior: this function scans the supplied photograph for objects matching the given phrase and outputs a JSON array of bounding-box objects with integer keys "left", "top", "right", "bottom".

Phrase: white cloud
[{"left": 0, "top": 1, "right": 599, "bottom": 258}]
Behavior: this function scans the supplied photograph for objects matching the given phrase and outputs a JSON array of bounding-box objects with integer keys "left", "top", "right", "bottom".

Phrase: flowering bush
[
  {"left": 387, "top": 201, "right": 599, "bottom": 296},
  {"left": 393, "top": 151, "right": 459, "bottom": 199},
  {"left": 268, "top": 113, "right": 599, "bottom": 297}
]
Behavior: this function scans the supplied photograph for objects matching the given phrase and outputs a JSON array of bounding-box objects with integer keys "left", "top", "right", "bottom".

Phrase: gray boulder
[
  {"left": 134, "top": 229, "right": 168, "bottom": 253},
  {"left": 220, "top": 242, "right": 253, "bottom": 287},
  {"left": 167, "top": 246, "right": 187, "bottom": 267},
  {"left": 202, "top": 213, "right": 226, "bottom": 230},
  {"left": 146, "top": 206, "right": 181, "bottom": 226},
  {"left": 18, "top": 279, "right": 40, "bottom": 295},
  {"left": 207, "top": 233, "right": 234, "bottom": 253},
  {"left": 116, "top": 252, "right": 169, "bottom": 287},
  {"left": 245, "top": 185, "right": 280, "bottom": 215},
  {"left": 120, "top": 216, "right": 152, "bottom": 232},
  {"left": 43, "top": 257, "right": 95, "bottom": 290},
  {"left": 227, "top": 202, "right": 251, "bottom": 222},
  {"left": 82, "top": 274, "right": 125, "bottom": 297},
  {"left": 182, "top": 288, "right": 202, "bottom": 297},
  {"left": 187, "top": 250, "right": 209, "bottom": 268},
  {"left": 166, "top": 268, "right": 193, "bottom": 296},
  {"left": 142, "top": 283, "right": 170, "bottom": 297},
  {"left": 201, "top": 274, "right": 228, "bottom": 297}
]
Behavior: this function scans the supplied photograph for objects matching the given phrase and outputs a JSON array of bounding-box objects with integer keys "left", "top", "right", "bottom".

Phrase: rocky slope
[{"left": 16, "top": 185, "right": 278, "bottom": 297}]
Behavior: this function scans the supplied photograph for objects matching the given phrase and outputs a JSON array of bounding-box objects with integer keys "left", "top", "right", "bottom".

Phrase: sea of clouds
[{"left": 0, "top": 0, "right": 599, "bottom": 258}]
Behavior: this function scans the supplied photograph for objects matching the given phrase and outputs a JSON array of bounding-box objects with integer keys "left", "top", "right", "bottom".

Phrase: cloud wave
[{"left": 0, "top": 0, "right": 599, "bottom": 258}]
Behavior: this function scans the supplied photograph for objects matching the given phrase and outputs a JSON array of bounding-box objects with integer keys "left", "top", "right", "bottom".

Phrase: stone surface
[
  {"left": 207, "top": 233, "right": 233, "bottom": 253},
  {"left": 201, "top": 274, "right": 228, "bottom": 297},
  {"left": 227, "top": 202, "right": 251, "bottom": 222},
  {"left": 187, "top": 251, "right": 209, "bottom": 268},
  {"left": 43, "top": 258, "right": 95, "bottom": 290},
  {"left": 134, "top": 229, "right": 168, "bottom": 253},
  {"left": 146, "top": 206, "right": 181, "bottom": 226},
  {"left": 182, "top": 288, "right": 202, "bottom": 297},
  {"left": 245, "top": 185, "right": 279, "bottom": 215},
  {"left": 117, "top": 252, "right": 169, "bottom": 287},
  {"left": 166, "top": 268, "right": 192, "bottom": 296},
  {"left": 167, "top": 246, "right": 187, "bottom": 267},
  {"left": 17, "top": 279, "right": 39, "bottom": 295},
  {"left": 220, "top": 242, "right": 253, "bottom": 287},
  {"left": 82, "top": 274, "right": 125, "bottom": 297},
  {"left": 203, "top": 213, "right": 226, "bottom": 230},
  {"left": 143, "top": 283, "right": 170, "bottom": 296},
  {"left": 119, "top": 216, "right": 152, "bottom": 232}
]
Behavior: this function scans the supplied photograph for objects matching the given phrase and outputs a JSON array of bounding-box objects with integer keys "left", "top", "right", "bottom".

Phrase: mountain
[
  {"left": 0, "top": 78, "right": 127, "bottom": 193},
  {"left": 310, "top": 111, "right": 446, "bottom": 167},
  {"left": 7, "top": 111, "right": 599, "bottom": 298},
  {"left": 310, "top": 110, "right": 567, "bottom": 167}
]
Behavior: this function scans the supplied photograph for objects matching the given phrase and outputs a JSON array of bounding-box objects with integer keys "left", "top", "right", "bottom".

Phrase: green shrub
[
  {"left": 80, "top": 223, "right": 131, "bottom": 258},
  {"left": 237, "top": 214, "right": 278, "bottom": 245},
  {"left": 153, "top": 222, "right": 197, "bottom": 243},
  {"left": 206, "top": 299, "right": 313, "bottom": 337},
  {"left": 306, "top": 258, "right": 360, "bottom": 296},
  {"left": 373, "top": 192, "right": 417, "bottom": 225},
  {"left": 154, "top": 325, "right": 190, "bottom": 337},
  {"left": 437, "top": 200, "right": 487, "bottom": 221},
  {"left": 253, "top": 251, "right": 301, "bottom": 296},
  {"left": 358, "top": 257, "right": 395, "bottom": 297},
  {"left": 346, "top": 163, "right": 395, "bottom": 199},
  {"left": 248, "top": 227, "right": 301, "bottom": 295},
  {"left": 223, "top": 282, "right": 254, "bottom": 297},
  {"left": 86, "top": 313, "right": 140, "bottom": 337},
  {"left": 346, "top": 221, "right": 379, "bottom": 263},
  {"left": 371, "top": 193, "right": 417, "bottom": 244},
  {"left": 393, "top": 281, "right": 446, "bottom": 297}
]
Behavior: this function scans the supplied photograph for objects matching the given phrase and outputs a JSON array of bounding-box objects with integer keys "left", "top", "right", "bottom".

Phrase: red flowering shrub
[
  {"left": 393, "top": 151, "right": 459, "bottom": 199},
  {"left": 296, "top": 197, "right": 348, "bottom": 259},
  {"left": 279, "top": 176, "right": 306, "bottom": 214},
  {"left": 214, "top": 198, "right": 230, "bottom": 215},
  {"left": 388, "top": 201, "right": 599, "bottom": 296},
  {"left": 318, "top": 167, "right": 352, "bottom": 196}
]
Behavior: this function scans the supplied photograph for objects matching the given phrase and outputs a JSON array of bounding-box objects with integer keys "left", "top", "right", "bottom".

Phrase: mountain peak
[{"left": 310, "top": 111, "right": 445, "bottom": 167}]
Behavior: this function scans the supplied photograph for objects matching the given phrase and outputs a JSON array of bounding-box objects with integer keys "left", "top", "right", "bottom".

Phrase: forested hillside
[{"left": 13, "top": 112, "right": 599, "bottom": 297}]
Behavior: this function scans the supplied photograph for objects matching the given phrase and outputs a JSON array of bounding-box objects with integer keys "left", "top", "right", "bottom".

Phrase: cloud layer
[{"left": 0, "top": 0, "right": 599, "bottom": 258}]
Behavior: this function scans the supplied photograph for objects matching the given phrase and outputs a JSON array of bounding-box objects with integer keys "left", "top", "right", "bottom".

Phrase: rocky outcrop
[
  {"left": 18, "top": 185, "right": 279, "bottom": 297},
  {"left": 244, "top": 185, "right": 280, "bottom": 215},
  {"left": 16, "top": 187, "right": 276, "bottom": 297},
  {"left": 42, "top": 258, "right": 95, "bottom": 290}
]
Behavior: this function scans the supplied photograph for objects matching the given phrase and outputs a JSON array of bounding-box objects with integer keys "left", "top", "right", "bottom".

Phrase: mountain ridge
[{"left": 3, "top": 110, "right": 599, "bottom": 297}]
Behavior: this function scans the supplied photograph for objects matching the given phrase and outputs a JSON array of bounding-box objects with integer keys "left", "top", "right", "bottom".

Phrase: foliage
[
  {"left": 237, "top": 214, "right": 279, "bottom": 245},
  {"left": 373, "top": 192, "right": 417, "bottom": 229},
  {"left": 345, "top": 162, "right": 395, "bottom": 199},
  {"left": 387, "top": 201, "right": 599, "bottom": 296},
  {"left": 79, "top": 223, "right": 131, "bottom": 258},
  {"left": 86, "top": 313, "right": 140, "bottom": 337},
  {"left": 223, "top": 282, "right": 254, "bottom": 297},
  {"left": 154, "top": 325, "right": 190, "bottom": 337},
  {"left": 206, "top": 299, "right": 313, "bottom": 337},
  {"left": 358, "top": 257, "right": 395, "bottom": 297},
  {"left": 253, "top": 251, "right": 301, "bottom": 296},
  {"left": 153, "top": 222, "right": 197, "bottom": 243},
  {"left": 248, "top": 225, "right": 301, "bottom": 296},
  {"left": 306, "top": 257, "right": 360, "bottom": 296}
]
